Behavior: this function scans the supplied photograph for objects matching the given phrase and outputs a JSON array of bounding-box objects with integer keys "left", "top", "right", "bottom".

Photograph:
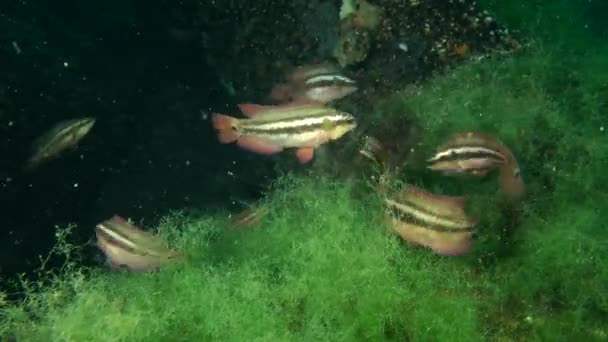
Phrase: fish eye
[{"left": 513, "top": 167, "right": 521, "bottom": 178}]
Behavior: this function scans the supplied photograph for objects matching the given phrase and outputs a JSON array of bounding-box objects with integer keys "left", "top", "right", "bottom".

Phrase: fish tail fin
[
  {"left": 23, "top": 157, "right": 39, "bottom": 172},
  {"left": 211, "top": 113, "right": 239, "bottom": 143},
  {"left": 269, "top": 83, "right": 293, "bottom": 102}
]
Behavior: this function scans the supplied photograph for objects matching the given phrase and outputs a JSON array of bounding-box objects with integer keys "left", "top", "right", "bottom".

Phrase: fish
[
  {"left": 359, "top": 135, "right": 393, "bottom": 192},
  {"left": 227, "top": 205, "right": 269, "bottom": 228},
  {"left": 427, "top": 131, "right": 525, "bottom": 199},
  {"left": 359, "top": 135, "right": 390, "bottom": 172},
  {"left": 270, "top": 62, "right": 357, "bottom": 104},
  {"left": 359, "top": 135, "right": 384, "bottom": 167},
  {"left": 95, "top": 215, "right": 180, "bottom": 272},
  {"left": 385, "top": 185, "right": 477, "bottom": 256},
  {"left": 25, "top": 117, "right": 96, "bottom": 170},
  {"left": 211, "top": 101, "right": 357, "bottom": 163}
]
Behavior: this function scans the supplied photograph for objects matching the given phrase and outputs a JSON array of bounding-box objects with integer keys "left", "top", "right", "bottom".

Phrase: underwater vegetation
[
  {"left": 2, "top": 40, "right": 607, "bottom": 340},
  {"left": 2, "top": 2, "right": 608, "bottom": 341}
]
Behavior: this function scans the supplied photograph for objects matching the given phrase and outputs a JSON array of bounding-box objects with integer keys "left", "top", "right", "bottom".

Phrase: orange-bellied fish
[
  {"left": 427, "top": 131, "right": 525, "bottom": 199},
  {"left": 270, "top": 62, "right": 357, "bottom": 104},
  {"left": 95, "top": 215, "right": 181, "bottom": 272},
  {"left": 212, "top": 101, "right": 357, "bottom": 163},
  {"left": 385, "top": 185, "right": 477, "bottom": 256}
]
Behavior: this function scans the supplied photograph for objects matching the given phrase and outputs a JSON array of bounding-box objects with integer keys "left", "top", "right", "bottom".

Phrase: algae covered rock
[
  {"left": 333, "top": 21, "right": 372, "bottom": 67},
  {"left": 333, "top": 0, "right": 383, "bottom": 67}
]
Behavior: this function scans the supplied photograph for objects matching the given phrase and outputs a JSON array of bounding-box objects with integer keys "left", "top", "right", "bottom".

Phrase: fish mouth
[{"left": 346, "top": 117, "right": 357, "bottom": 128}]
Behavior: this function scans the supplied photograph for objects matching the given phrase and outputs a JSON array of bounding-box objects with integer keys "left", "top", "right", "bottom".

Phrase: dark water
[{"left": 0, "top": 0, "right": 273, "bottom": 297}]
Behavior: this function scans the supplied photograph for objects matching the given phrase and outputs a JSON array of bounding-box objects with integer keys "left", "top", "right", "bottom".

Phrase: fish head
[
  {"left": 328, "top": 112, "right": 357, "bottom": 140},
  {"left": 76, "top": 117, "right": 96, "bottom": 136}
]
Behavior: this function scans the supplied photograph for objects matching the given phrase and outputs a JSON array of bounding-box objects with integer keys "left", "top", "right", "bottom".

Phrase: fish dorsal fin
[
  {"left": 443, "top": 131, "right": 505, "bottom": 153},
  {"left": 238, "top": 103, "right": 277, "bottom": 117},
  {"left": 239, "top": 101, "right": 326, "bottom": 119}
]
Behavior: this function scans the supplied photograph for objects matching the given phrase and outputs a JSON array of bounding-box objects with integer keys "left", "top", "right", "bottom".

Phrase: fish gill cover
[{"left": 1, "top": 0, "right": 608, "bottom": 341}]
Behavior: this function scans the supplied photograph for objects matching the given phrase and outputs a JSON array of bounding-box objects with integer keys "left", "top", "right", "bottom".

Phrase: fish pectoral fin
[
  {"left": 321, "top": 118, "right": 333, "bottom": 131},
  {"left": 295, "top": 147, "right": 314, "bottom": 164},
  {"left": 469, "top": 169, "right": 490, "bottom": 176},
  {"left": 236, "top": 136, "right": 283, "bottom": 154}
]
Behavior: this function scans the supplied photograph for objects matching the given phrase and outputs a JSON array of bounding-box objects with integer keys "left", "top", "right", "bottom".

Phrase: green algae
[
  {"left": 0, "top": 176, "right": 488, "bottom": 341},
  {"left": 2, "top": 3, "right": 608, "bottom": 341}
]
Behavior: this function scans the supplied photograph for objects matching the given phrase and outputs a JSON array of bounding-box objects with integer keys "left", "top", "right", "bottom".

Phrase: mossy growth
[
  {"left": 347, "top": 12, "right": 608, "bottom": 339},
  {"left": 2, "top": 175, "right": 491, "bottom": 341},
  {"left": 2, "top": 4, "right": 608, "bottom": 340}
]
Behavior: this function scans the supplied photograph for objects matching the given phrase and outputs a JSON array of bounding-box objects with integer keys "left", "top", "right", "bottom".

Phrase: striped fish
[
  {"left": 427, "top": 131, "right": 525, "bottom": 199},
  {"left": 427, "top": 131, "right": 511, "bottom": 175},
  {"left": 25, "top": 117, "right": 96, "bottom": 170},
  {"left": 270, "top": 62, "right": 357, "bottom": 104},
  {"left": 95, "top": 215, "right": 180, "bottom": 271},
  {"left": 228, "top": 205, "right": 269, "bottom": 228},
  {"left": 212, "top": 101, "right": 357, "bottom": 163},
  {"left": 385, "top": 185, "right": 477, "bottom": 256}
]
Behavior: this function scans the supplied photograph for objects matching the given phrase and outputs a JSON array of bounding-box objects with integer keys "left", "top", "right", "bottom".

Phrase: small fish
[
  {"left": 385, "top": 185, "right": 477, "bottom": 256},
  {"left": 95, "top": 215, "right": 180, "bottom": 272},
  {"left": 228, "top": 205, "right": 269, "bottom": 228},
  {"left": 212, "top": 101, "right": 357, "bottom": 163},
  {"left": 427, "top": 131, "right": 525, "bottom": 199},
  {"left": 270, "top": 62, "right": 357, "bottom": 104},
  {"left": 359, "top": 135, "right": 389, "bottom": 172},
  {"left": 359, "top": 135, "right": 393, "bottom": 192},
  {"left": 25, "top": 117, "right": 96, "bottom": 170}
]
